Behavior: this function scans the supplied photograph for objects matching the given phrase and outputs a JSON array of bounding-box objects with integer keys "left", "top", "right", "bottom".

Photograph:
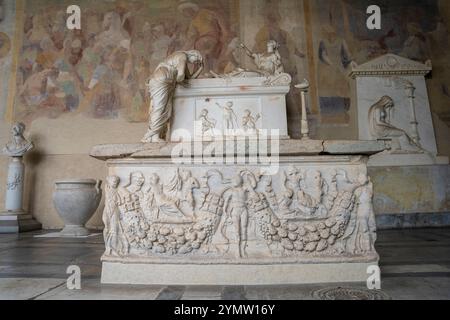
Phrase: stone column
[
  {"left": 405, "top": 81, "right": 421, "bottom": 146},
  {"left": 4, "top": 156, "right": 25, "bottom": 213},
  {"left": 295, "top": 80, "right": 310, "bottom": 140},
  {"left": 0, "top": 123, "right": 41, "bottom": 233}
]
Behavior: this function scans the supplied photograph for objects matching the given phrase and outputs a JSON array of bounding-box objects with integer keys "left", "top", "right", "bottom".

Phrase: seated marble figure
[
  {"left": 209, "top": 40, "right": 285, "bottom": 79},
  {"left": 368, "top": 95, "right": 428, "bottom": 154}
]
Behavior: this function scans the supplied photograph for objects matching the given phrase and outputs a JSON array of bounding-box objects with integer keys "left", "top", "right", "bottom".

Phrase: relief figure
[
  {"left": 145, "top": 173, "right": 186, "bottom": 221},
  {"left": 103, "top": 176, "right": 129, "bottom": 256},
  {"left": 223, "top": 175, "right": 249, "bottom": 258},
  {"left": 241, "top": 109, "right": 261, "bottom": 132},
  {"left": 343, "top": 174, "right": 377, "bottom": 254},
  {"left": 198, "top": 109, "right": 217, "bottom": 136},
  {"left": 368, "top": 95, "right": 426, "bottom": 152},
  {"left": 216, "top": 101, "right": 238, "bottom": 130}
]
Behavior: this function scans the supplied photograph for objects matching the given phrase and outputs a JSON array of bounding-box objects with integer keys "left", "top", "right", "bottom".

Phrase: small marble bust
[{"left": 2, "top": 122, "right": 34, "bottom": 157}]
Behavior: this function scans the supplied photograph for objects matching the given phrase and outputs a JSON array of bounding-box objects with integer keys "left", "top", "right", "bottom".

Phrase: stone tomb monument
[
  {"left": 170, "top": 74, "right": 291, "bottom": 141},
  {"left": 91, "top": 48, "right": 384, "bottom": 285},
  {"left": 350, "top": 54, "right": 449, "bottom": 167}
]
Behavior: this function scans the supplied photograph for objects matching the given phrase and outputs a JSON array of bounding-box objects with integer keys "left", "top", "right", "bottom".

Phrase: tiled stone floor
[{"left": 0, "top": 228, "right": 449, "bottom": 300}]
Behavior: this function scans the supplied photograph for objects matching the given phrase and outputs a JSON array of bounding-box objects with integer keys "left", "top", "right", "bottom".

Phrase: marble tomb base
[
  {"left": 91, "top": 140, "right": 382, "bottom": 285},
  {"left": 101, "top": 260, "right": 376, "bottom": 285}
]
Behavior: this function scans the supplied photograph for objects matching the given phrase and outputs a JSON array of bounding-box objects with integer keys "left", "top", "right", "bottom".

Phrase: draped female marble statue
[
  {"left": 368, "top": 95, "right": 425, "bottom": 152},
  {"left": 142, "top": 50, "right": 204, "bottom": 143}
]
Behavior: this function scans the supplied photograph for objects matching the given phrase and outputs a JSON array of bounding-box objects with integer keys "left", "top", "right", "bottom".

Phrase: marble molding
[
  {"left": 90, "top": 140, "right": 387, "bottom": 160},
  {"left": 91, "top": 143, "right": 381, "bottom": 285},
  {"left": 350, "top": 54, "right": 449, "bottom": 167}
]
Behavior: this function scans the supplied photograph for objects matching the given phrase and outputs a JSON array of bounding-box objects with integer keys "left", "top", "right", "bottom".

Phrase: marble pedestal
[
  {"left": 91, "top": 140, "right": 382, "bottom": 285},
  {"left": 102, "top": 260, "right": 376, "bottom": 285},
  {"left": 0, "top": 157, "right": 41, "bottom": 233},
  {"left": 0, "top": 213, "right": 42, "bottom": 233}
]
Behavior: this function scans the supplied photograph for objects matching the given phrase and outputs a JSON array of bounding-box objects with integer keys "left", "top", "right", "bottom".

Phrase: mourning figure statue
[{"left": 142, "top": 50, "right": 204, "bottom": 143}]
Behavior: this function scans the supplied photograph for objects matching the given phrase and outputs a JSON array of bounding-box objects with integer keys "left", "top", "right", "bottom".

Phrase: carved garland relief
[{"left": 103, "top": 166, "right": 377, "bottom": 259}]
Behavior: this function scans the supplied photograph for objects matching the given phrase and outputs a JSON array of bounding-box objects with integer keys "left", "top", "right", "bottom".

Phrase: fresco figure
[
  {"left": 19, "top": 67, "right": 61, "bottom": 107},
  {"left": 178, "top": 1, "right": 229, "bottom": 72},
  {"left": 27, "top": 14, "right": 50, "bottom": 46},
  {"left": 84, "top": 49, "right": 121, "bottom": 118},
  {"left": 95, "top": 11, "right": 130, "bottom": 50},
  {"left": 35, "top": 36, "right": 60, "bottom": 69},
  {"left": 401, "top": 23, "right": 431, "bottom": 62},
  {"left": 318, "top": 24, "right": 353, "bottom": 99},
  {"left": 149, "top": 24, "right": 176, "bottom": 70}
]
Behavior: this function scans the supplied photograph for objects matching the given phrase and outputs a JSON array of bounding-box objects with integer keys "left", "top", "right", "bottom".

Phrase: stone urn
[{"left": 53, "top": 179, "right": 102, "bottom": 236}]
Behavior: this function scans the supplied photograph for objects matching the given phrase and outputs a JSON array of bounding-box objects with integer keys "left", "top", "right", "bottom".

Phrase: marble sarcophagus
[{"left": 91, "top": 140, "right": 384, "bottom": 285}]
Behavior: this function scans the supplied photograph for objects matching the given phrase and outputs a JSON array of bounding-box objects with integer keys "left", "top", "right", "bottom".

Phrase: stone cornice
[
  {"left": 349, "top": 54, "right": 432, "bottom": 78},
  {"left": 174, "top": 74, "right": 292, "bottom": 97}
]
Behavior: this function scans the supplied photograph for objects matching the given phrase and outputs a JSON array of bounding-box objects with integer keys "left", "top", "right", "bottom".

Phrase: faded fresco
[
  {"left": 311, "top": 0, "right": 450, "bottom": 127},
  {"left": 8, "top": 0, "right": 450, "bottom": 133},
  {"left": 0, "top": 0, "right": 14, "bottom": 121},
  {"left": 0, "top": 31, "right": 11, "bottom": 120},
  {"left": 14, "top": 0, "right": 239, "bottom": 123}
]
